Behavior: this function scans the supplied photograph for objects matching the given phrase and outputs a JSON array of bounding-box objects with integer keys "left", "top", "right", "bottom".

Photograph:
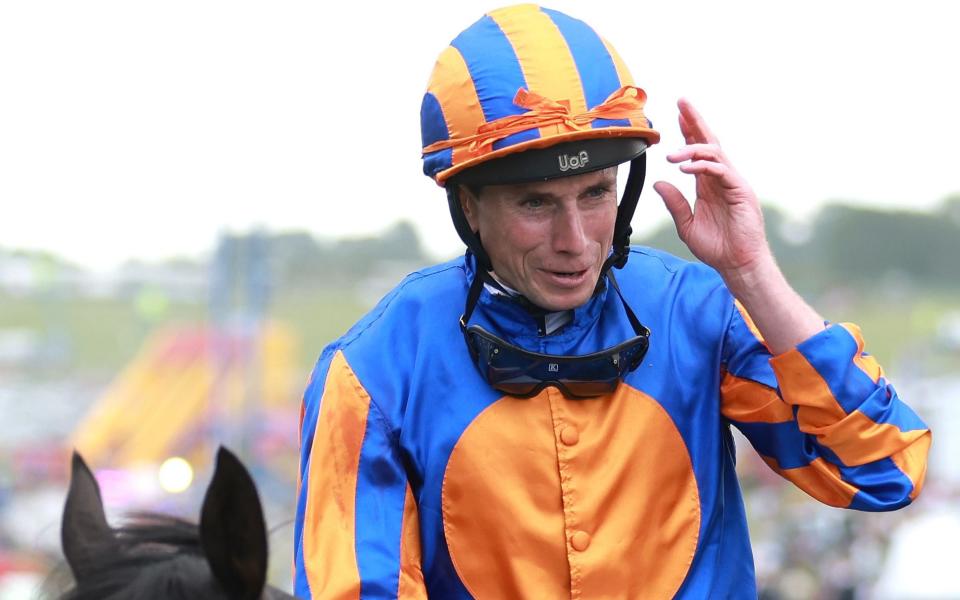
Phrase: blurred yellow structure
[{"left": 70, "top": 321, "right": 299, "bottom": 469}]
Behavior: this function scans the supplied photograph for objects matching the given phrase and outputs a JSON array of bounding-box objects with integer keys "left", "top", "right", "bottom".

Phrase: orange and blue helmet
[
  {"left": 421, "top": 4, "right": 659, "bottom": 274},
  {"left": 421, "top": 3, "right": 659, "bottom": 186}
]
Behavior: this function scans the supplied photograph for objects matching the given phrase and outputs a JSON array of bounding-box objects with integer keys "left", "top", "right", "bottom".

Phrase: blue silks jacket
[{"left": 293, "top": 248, "right": 930, "bottom": 599}]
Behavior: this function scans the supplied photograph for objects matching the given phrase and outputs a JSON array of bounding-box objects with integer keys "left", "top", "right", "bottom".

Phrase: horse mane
[{"left": 56, "top": 512, "right": 223, "bottom": 599}]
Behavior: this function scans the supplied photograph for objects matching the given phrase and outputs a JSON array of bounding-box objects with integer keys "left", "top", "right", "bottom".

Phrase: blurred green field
[
  {"left": 0, "top": 293, "right": 199, "bottom": 373},
  {"left": 821, "top": 290, "right": 960, "bottom": 374},
  {"left": 0, "top": 289, "right": 369, "bottom": 376},
  {"left": 2, "top": 286, "right": 957, "bottom": 378},
  {"left": 270, "top": 289, "right": 371, "bottom": 371}
]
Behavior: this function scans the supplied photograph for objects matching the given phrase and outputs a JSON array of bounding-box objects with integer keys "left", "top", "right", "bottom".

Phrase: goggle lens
[{"left": 465, "top": 325, "right": 649, "bottom": 399}]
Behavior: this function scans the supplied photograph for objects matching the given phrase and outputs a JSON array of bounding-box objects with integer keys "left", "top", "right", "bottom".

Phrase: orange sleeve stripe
[
  {"left": 720, "top": 373, "right": 793, "bottom": 424},
  {"left": 840, "top": 323, "right": 883, "bottom": 383},
  {"left": 769, "top": 346, "right": 847, "bottom": 429},
  {"left": 734, "top": 300, "right": 770, "bottom": 349},
  {"left": 854, "top": 353, "right": 883, "bottom": 384},
  {"left": 803, "top": 409, "right": 930, "bottom": 467},
  {"left": 488, "top": 5, "right": 588, "bottom": 140},
  {"left": 427, "top": 46, "right": 486, "bottom": 169},
  {"left": 302, "top": 350, "right": 368, "bottom": 599},
  {"left": 769, "top": 324, "right": 927, "bottom": 470},
  {"left": 761, "top": 455, "right": 858, "bottom": 508},
  {"left": 890, "top": 430, "right": 932, "bottom": 501},
  {"left": 398, "top": 484, "right": 428, "bottom": 599},
  {"left": 299, "top": 400, "right": 306, "bottom": 441}
]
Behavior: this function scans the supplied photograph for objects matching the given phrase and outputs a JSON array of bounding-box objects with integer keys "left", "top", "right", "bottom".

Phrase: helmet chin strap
[
  {"left": 595, "top": 152, "right": 646, "bottom": 292},
  {"left": 446, "top": 151, "right": 647, "bottom": 299},
  {"left": 446, "top": 184, "right": 493, "bottom": 274}
]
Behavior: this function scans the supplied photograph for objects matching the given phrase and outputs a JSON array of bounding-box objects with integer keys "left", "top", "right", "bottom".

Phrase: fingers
[
  {"left": 667, "top": 97, "right": 744, "bottom": 194},
  {"left": 666, "top": 143, "right": 723, "bottom": 164},
  {"left": 653, "top": 181, "right": 693, "bottom": 239},
  {"left": 667, "top": 142, "right": 733, "bottom": 184},
  {"left": 677, "top": 97, "right": 719, "bottom": 145},
  {"left": 671, "top": 101, "right": 729, "bottom": 176},
  {"left": 678, "top": 160, "right": 729, "bottom": 179},
  {"left": 678, "top": 110, "right": 694, "bottom": 143}
]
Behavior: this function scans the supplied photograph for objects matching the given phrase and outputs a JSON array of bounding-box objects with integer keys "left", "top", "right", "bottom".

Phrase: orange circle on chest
[{"left": 441, "top": 385, "right": 702, "bottom": 599}]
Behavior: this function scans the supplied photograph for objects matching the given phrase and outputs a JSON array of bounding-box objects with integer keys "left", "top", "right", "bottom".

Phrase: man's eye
[
  {"left": 587, "top": 186, "right": 609, "bottom": 198},
  {"left": 523, "top": 198, "right": 544, "bottom": 208}
]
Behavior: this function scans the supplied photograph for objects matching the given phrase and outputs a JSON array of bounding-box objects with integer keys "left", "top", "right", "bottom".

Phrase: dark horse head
[{"left": 58, "top": 447, "right": 297, "bottom": 599}]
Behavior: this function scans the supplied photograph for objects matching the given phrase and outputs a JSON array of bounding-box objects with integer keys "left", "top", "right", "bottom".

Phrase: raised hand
[{"left": 652, "top": 98, "right": 772, "bottom": 280}]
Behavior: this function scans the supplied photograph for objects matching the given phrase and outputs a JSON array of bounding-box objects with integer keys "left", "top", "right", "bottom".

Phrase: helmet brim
[{"left": 436, "top": 127, "right": 659, "bottom": 187}]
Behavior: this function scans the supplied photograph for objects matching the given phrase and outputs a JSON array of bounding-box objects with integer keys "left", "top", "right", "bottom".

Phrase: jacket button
[
  {"left": 560, "top": 426, "right": 579, "bottom": 446},
  {"left": 570, "top": 530, "right": 591, "bottom": 551}
]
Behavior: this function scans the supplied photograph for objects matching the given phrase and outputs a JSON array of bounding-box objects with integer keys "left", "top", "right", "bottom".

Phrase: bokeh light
[{"left": 158, "top": 457, "right": 194, "bottom": 494}]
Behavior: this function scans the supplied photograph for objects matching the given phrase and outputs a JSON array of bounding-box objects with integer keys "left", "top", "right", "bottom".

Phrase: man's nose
[{"left": 552, "top": 206, "right": 587, "bottom": 255}]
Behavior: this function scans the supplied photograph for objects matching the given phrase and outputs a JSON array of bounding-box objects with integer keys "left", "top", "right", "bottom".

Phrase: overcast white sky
[{"left": 2, "top": 1, "right": 958, "bottom": 270}]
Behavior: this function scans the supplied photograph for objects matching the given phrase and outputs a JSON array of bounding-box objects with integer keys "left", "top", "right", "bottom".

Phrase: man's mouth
[
  {"left": 551, "top": 269, "right": 586, "bottom": 278},
  {"left": 542, "top": 268, "right": 590, "bottom": 288}
]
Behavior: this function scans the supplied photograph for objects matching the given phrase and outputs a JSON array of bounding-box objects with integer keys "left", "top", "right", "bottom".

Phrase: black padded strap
[
  {"left": 604, "top": 152, "right": 646, "bottom": 272},
  {"left": 460, "top": 269, "right": 486, "bottom": 331},
  {"left": 447, "top": 185, "right": 493, "bottom": 273},
  {"left": 605, "top": 270, "right": 648, "bottom": 337}
]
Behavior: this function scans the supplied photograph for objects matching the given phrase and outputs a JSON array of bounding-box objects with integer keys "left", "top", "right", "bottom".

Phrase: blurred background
[{"left": 1, "top": 1, "right": 958, "bottom": 598}]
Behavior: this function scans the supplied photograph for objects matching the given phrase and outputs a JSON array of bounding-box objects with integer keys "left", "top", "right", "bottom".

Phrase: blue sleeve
[{"left": 720, "top": 301, "right": 930, "bottom": 511}]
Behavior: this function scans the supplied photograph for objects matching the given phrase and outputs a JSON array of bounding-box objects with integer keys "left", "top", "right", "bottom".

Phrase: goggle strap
[
  {"left": 460, "top": 268, "right": 486, "bottom": 330},
  {"left": 446, "top": 185, "right": 493, "bottom": 273},
  {"left": 606, "top": 270, "right": 649, "bottom": 338},
  {"left": 597, "top": 152, "right": 647, "bottom": 281},
  {"left": 613, "top": 152, "right": 647, "bottom": 260},
  {"left": 614, "top": 153, "right": 647, "bottom": 251}
]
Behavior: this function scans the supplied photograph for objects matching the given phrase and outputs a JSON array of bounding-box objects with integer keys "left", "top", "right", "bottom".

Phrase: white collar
[{"left": 483, "top": 280, "right": 573, "bottom": 335}]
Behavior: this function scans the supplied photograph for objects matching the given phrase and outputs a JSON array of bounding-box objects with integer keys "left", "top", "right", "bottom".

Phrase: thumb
[{"left": 654, "top": 181, "right": 693, "bottom": 240}]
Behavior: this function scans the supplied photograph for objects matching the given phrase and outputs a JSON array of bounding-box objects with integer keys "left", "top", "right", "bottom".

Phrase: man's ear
[{"left": 458, "top": 185, "right": 480, "bottom": 233}]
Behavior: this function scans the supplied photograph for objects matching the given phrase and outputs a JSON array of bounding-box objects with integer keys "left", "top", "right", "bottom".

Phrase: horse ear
[
  {"left": 61, "top": 451, "right": 115, "bottom": 581},
  {"left": 200, "top": 446, "right": 268, "bottom": 600}
]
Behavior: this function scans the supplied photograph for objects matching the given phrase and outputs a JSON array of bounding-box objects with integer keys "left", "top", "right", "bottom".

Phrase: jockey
[{"left": 294, "top": 5, "right": 930, "bottom": 598}]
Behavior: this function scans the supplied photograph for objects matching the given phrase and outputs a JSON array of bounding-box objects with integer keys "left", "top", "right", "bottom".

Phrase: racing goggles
[{"left": 460, "top": 271, "right": 650, "bottom": 399}]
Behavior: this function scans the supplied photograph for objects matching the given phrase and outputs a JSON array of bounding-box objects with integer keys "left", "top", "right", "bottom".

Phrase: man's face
[{"left": 461, "top": 167, "right": 618, "bottom": 312}]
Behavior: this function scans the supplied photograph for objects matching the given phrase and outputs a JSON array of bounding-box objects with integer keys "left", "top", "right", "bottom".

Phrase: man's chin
[{"left": 531, "top": 283, "right": 597, "bottom": 312}]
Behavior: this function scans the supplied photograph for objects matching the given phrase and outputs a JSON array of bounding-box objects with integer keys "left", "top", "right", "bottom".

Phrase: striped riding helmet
[
  {"left": 420, "top": 3, "right": 660, "bottom": 187},
  {"left": 421, "top": 4, "right": 659, "bottom": 276}
]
